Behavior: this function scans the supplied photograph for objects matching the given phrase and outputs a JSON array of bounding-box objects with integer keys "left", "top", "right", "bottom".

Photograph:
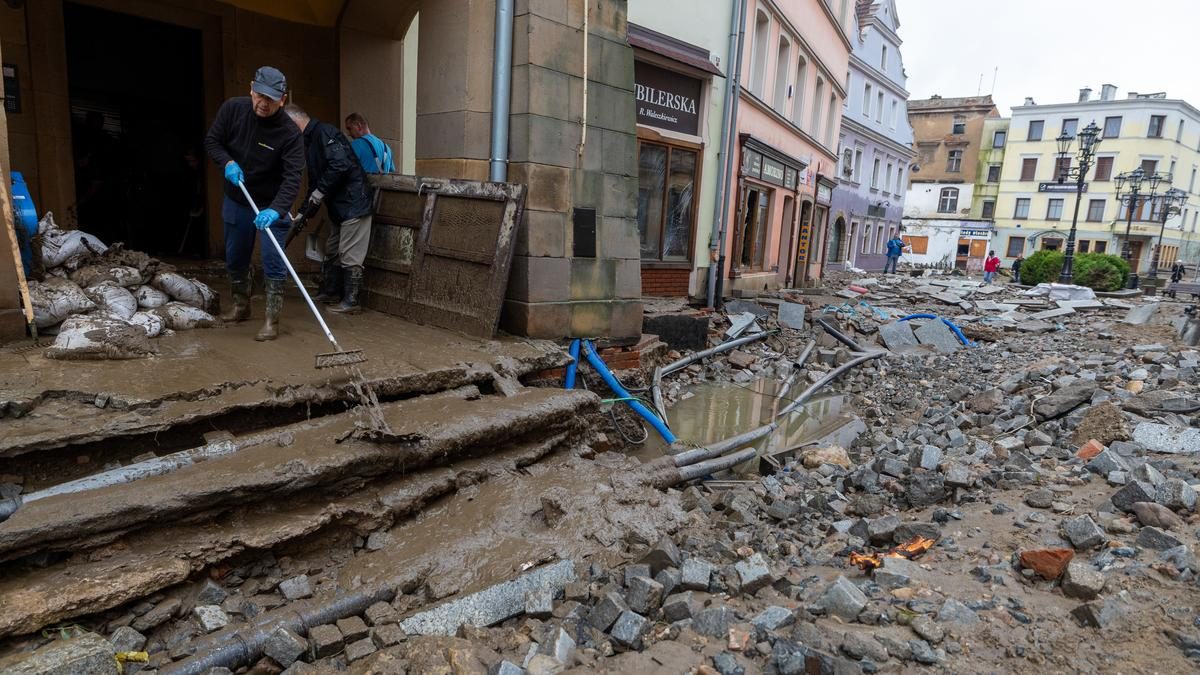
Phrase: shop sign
[
  {"left": 1039, "top": 182, "right": 1087, "bottom": 193},
  {"left": 961, "top": 229, "right": 991, "bottom": 237},
  {"left": 816, "top": 183, "right": 833, "bottom": 206},
  {"left": 795, "top": 221, "right": 811, "bottom": 263},
  {"left": 635, "top": 61, "right": 701, "bottom": 135},
  {"left": 741, "top": 148, "right": 800, "bottom": 189}
]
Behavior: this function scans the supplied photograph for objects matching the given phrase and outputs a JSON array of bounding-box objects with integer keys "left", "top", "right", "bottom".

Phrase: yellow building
[{"left": 994, "top": 85, "right": 1200, "bottom": 275}]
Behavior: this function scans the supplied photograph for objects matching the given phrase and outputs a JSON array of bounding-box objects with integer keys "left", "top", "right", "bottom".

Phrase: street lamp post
[
  {"left": 1114, "top": 167, "right": 1166, "bottom": 289},
  {"left": 1148, "top": 187, "right": 1188, "bottom": 282},
  {"left": 1055, "top": 121, "right": 1103, "bottom": 284}
]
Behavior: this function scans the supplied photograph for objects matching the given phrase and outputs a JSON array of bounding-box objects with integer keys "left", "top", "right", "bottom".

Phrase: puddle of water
[{"left": 634, "top": 377, "right": 863, "bottom": 471}]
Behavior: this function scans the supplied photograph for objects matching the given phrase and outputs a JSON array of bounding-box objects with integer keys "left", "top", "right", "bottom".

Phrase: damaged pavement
[{"left": 3, "top": 269, "right": 1200, "bottom": 675}]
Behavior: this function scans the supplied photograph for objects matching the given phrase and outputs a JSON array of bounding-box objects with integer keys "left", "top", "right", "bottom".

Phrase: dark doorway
[{"left": 64, "top": 3, "right": 207, "bottom": 257}]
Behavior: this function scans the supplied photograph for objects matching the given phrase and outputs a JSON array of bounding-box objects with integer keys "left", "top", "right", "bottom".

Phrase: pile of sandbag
[{"left": 29, "top": 212, "right": 220, "bottom": 360}]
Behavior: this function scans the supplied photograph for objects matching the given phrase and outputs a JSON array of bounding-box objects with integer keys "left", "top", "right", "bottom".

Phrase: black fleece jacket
[
  {"left": 302, "top": 118, "right": 372, "bottom": 223},
  {"left": 204, "top": 97, "right": 304, "bottom": 215}
]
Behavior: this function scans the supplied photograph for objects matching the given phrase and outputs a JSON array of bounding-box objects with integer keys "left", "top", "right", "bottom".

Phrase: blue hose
[
  {"left": 565, "top": 339, "right": 580, "bottom": 389},
  {"left": 581, "top": 340, "right": 677, "bottom": 444},
  {"left": 898, "top": 313, "right": 975, "bottom": 347}
]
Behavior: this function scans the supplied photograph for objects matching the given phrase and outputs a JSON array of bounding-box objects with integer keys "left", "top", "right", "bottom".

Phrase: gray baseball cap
[{"left": 251, "top": 66, "right": 288, "bottom": 101}]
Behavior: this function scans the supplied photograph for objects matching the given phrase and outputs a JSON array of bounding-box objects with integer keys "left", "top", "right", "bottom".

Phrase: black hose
[
  {"left": 814, "top": 316, "right": 866, "bottom": 353},
  {"left": 676, "top": 447, "right": 758, "bottom": 482},
  {"left": 672, "top": 424, "right": 776, "bottom": 467}
]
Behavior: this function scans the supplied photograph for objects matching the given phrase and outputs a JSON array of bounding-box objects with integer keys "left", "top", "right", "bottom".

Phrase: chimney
[
  {"left": 1101, "top": 84, "right": 1117, "bottom": 101},
  {"left": 1023, "top": 97, "right": 1036, "bottom": 106},
  {"left": 1078, "top": 87, "right": 1092, "bottom": 102},
  {"left": 1127, "top": 91, "right": 1139, "bottom": 99}
]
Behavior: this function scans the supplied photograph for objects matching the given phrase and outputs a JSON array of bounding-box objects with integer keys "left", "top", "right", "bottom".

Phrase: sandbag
[
  {"left": 192, "top": 278, "right": 219, "bottom": 314},
  {"left": 129, "top": 311, "right": 165, "bottom": 338},
  {"left": 84, "top": 282, "right": 138, "bottom": 321},
  {"left": 153, "top": 302, "right": 217, "bottom": 330},
  {"left": 39, "top": 227, "right": 108, "bottom": 270},
  {"left": 28, "top": 278, "right": 96, "bottom": 328},
  {"left": 43, "top": 315, "right": 156, "bottom": 361},
  {"left": 134, "top": 285, "right": 170, "bottom": 309},
  {"left": 71, "top": 264, "right": 143, "bottom": 289},
  {"left": 151, "top": 272, "right": 205, "bottom": 308}
]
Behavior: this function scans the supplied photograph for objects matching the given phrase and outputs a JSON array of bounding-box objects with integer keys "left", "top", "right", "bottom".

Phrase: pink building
[{"left": 723, "top": 0, "right": 853, "bottom": 292}]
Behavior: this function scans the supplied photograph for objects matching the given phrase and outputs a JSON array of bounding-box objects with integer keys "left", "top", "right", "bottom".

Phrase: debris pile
[{"left": 27, "top": 213, "right": 219, "bottom": 359}]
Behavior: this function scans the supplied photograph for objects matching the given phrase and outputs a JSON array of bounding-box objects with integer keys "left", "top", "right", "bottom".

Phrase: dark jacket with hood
[
  {"left": 204, "top": 96, "right": 304, "bottom": 215},
  {"left": 301, "top": 118, "right": 373, "bottom": 223}
]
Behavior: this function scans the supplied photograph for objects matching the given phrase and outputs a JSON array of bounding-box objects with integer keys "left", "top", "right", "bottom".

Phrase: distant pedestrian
[
  {"left": 344, "top": 113, "right": 395, "bottom": 174},
  {"left": 884, "top": 234, "right": 905, "bottom": 274},
  {"left": 1168, "top": 260, "right": 1186, "bottom": 297},
  {"left": 983, "top": 250, "right": 1002, "bottom": 284},
  {"left": 1012, "top": 255, "right": 1025, "bottom": 285}
]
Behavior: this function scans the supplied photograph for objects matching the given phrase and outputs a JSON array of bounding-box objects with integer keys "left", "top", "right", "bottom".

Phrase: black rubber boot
[
  {"left": 255, "top": 278, "right": 284, "bottom": 341},
  {"left": 221, "top": 273, "right": 251, "bottom": 322},
  {"left": 329, "top": 266, "right": 363, "bottom": 314},
  {"left": 315, "top": 260, "right": 343, "bottom": 304}
]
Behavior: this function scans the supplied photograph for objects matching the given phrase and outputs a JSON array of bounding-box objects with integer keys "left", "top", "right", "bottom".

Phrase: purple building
[{"left": 826, "top": 0, "right": 914, "bottom": 272}]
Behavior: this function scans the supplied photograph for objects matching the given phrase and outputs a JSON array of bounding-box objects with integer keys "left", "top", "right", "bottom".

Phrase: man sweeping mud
[{"left": 204, "top": 66, "right": 305, "bottom": 340}]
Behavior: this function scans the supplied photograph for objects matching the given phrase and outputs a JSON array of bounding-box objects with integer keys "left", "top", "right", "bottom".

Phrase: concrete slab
[
  {"left": 0, "top": 633, "right": 117, "bottom": 674},
  {"left": 778, "top": 302, "right": 806, "bottom": 330},
  {"left": 0, "top": 285, "right": 566, "bottom": 459},
  {"left": 1029, "top": 307, "right": 1076, "bottom": 321},
  {"left": 1056, "top": 300, "right": 1106, "bottom": 311},
  {"left": 913, "top": 320, "right": 961, "bottom": 353},
  {"left": 1123, "top": 304, "right": 1159, "bottom": 325},
  {"left": 933, "top": 292, "right": 967, "bottom": 305},
  {"left": 724, "top": 299, "right": 770, "bottom": 320},
  {"left": 399, "top": 560, "right": 576, "bottom": 635},
  {"left": 1132, "top": 423, "right": 1200, "bottom": 454},
  {"left": 975, "top": 301, "right": 1018, "bottom": 313},
  {"left": 725, "top": 312, "right": 758, "bottom": 338},
  {"left": 1018, "top": 320, "right": 1056, "bottom": 333},
  {"left": 878, "top": 321, "right": 919, "bottom": 351},
  {"left": 972, "top": 285, "right": 1006, "bottom": 295}
]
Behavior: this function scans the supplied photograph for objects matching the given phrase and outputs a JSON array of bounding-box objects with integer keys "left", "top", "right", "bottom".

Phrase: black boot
[
  {"left": 329, "top": 266, "right": 363, "bottom": 314},
  {"left": 255, "top": 278, "right": 284, "bottom": 341},
  {"left": 314, "top": 260, "right": 343, "bottom": 304},
  {"left": 221, "top": 273, "right": 251, "bottom": 322}
]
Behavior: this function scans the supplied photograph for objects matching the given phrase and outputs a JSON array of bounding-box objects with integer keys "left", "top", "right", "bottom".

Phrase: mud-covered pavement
[{"left": 2, "top": 271, "right": 1200, "bottom": 674}]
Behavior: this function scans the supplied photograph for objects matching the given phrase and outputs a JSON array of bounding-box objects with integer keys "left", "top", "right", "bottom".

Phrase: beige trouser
[{"left": 324, "top": 214, "right": 373, "bottom": 269}]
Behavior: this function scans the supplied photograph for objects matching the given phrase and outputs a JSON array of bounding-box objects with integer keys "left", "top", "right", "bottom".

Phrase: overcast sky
[{"left": 895, "top": 0, "right": 1200, "bottom": 115}]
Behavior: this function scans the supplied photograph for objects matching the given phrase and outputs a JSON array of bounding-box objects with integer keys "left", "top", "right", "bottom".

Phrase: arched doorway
[{"left": 829, "top": 217, "right": 846, "bottom": 263}]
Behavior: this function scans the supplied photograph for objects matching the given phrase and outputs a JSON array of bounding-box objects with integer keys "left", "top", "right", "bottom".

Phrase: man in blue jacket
[
  {"left": 345, "top": 113, "right": 395, "bottom": 174},
  {"left": 286, "top": 104, "right": 374, "bottom": 314},
  {"left": 204, "top": 66, "right": 305, "bottom": 341},
  {"left": 884, "top": 233, "right": 906, "bottom": 274}
]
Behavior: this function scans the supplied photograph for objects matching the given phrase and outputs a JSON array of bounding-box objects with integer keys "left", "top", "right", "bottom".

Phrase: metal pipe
[
  {"left": 677, "top": 447, "right": 758, "bottom": 483},
  {"left": 777, "top": 350, "right": 884, "bottom": 418},
  {"left": 661, "top": 330, "right": 776, "bottom": 377},
  {"left": 707, "top": 0, "right": 747, "bottom": 308},
  {"left": 796, "top": 339, "right": 816, "bottom": 368},
  {"left": 814, "top": 315, "right": 865, "bottom": 352},
  {"left": 162, "top": 582, "right": 397, "bottom": 675},
  {"left": 672, "top": 423, "right": 776, "bottom": 467},
  {"left": 489, "top": 0, "right": 515, "bottom": 182},
  {"left": 710, "top": 0, "right": 748, "bottom": 308},
  {"left": 576, "top": 0, "right": 589, "bottom": 158}
]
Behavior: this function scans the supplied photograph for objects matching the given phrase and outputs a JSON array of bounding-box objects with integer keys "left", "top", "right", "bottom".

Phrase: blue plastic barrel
[{"left": 10, "top": 172, "right": 38, "bottom": 275}]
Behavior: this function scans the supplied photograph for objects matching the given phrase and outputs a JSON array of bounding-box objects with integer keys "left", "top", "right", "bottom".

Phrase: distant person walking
[
  {"left": 344, "top": 113, "right": 395, "bottom": 175},
  {"left": 1168, "top": 260, "right": 1186, "bottom": 297},
  {"left": 983, "top": 250, "right": 1002, "bottom": 284},
  {"left": 1012, "top": 255, "right": 1025, "bottom": 285},
  {"left": 884, "top": 234, "right": 905, "bottom": 274}
]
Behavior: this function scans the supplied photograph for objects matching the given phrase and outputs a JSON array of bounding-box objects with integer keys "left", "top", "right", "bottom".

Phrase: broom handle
[
  {"left": 0, "top": 168, "right": 36, "bottom": 335},
  {"left": 236, "top": 181, "right": 343, "bottom": 352}
]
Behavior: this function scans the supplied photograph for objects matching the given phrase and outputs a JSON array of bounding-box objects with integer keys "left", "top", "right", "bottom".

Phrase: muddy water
[{"left": 636, "top": 377, "right": 863, "bottom": 469}]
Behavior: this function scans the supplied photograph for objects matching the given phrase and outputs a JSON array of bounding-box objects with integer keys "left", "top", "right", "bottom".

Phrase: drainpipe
[
  {"left": 707, "top": 0, "right": 748, "bottom": 309},
  {"left": 489, "top": 0, "right": 515, "bottom": 182}
]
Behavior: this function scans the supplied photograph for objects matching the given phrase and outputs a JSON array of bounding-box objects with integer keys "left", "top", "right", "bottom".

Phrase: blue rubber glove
[
  {"left": 224, "top": 161, "right": 244, "bottom": 185},
  {"left": 254, "top": 208, "right": 280, "bottom": 230}
]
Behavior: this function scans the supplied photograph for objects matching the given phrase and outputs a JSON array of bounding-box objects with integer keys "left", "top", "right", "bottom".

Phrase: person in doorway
[
  {"left": 204, "top": 66, "right": 305, "bottom": 341},
  {"left": 1012, "top": 255, "right": 1025, "bottom": 285},
  {"left": 883, "top": 233, "right": 905, "bottom": 274},
  {"left": 345, "top": 113, "right": 395, "bottom": 175},
  {"left": 286, "top": 104, "right": 374, "bottom": 314},
  {"left": 983, "top": 250, "right": 1002, "bottom": 284}
]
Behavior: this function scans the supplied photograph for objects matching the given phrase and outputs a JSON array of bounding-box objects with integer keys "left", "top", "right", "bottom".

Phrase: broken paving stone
[
  {"left": 693, "top": 606, "right": 738, "bottom": 638},
  {"left": 734, "top": 553, "right": 773, "bottom": 594},
  {"left": 1062, "top": 515, "right": 1106, "bottom": 550},
  {"left": 133, "top": 598, "right": 181, "bottom": 632},
  {"left": 586, "top": 591, "right": 629, "bottom": 632},
  {"left": 524, "top": 587, "right": 554, "bottom": 619},
  {"left": 535, "top": 626, "right": 576, "bottom": 666},
  {"left": 913, "top": 320, "right": 961, "bottom": 353},
  {"left": 1086, "top": 449, "right": 1131, "bottom": 476},
  {"left": 655, "top": 567, "right": 681, "bottom": 597},
  {"left": 910, "top": 446, "right": 942, "bottom": 471},
  {"left": 911, "top": 615, "right": 944, "bottom": 644},
  {"left": 778, "top": 301, "right": 806, "bottom": 330},
  {"left": 841, "top": 632, "right": 890, "bottom": 662},
  {"left": 490, "top": 661, "right": 525, "bottom": 675},
  {"left": 1132, "top": 463, "right": 1165, "bottom": 488},
  {"left": 874, "top": 556, "right": 920, "bottom": 590},
  {"left": 196, "top": 579, "right": 228, "bottom": 606},
  {"left": 263, "top": 626, "right": 307, "bottom": 668},
  {"left": 819, "top": 575, "right": 867, "bottom": 622},
  {"left": 727, "top": 350, "right": 757, "bottom": 369},
  {"left": 524, "top": 655, "right": 564, "bottom": 675},
  {"left": 712, "top": 651, "right": 747, "bottom": 675},
  {"left": 278, "top": 575, "right": 313, "bottom": 601},
  {"left": 623, "top": 564, "right": 652, "bottom": 587},
  {"left": 364, "top": 601, "right": 398, "bottom": 626},
  {"left": 372, "top": 623, "right": 407, "bottom": 648},
  {"left": 309, "top": 624, "right": 343, "bottom": 659},
  {"left": 879, "top": 321, "right": 919, "bottom": 351},
  {"left": 966, "top": 388, "right": 1005, "bottom": 414},
  {"left": 336, "top": 616, "right": 370, "bottom": 643},
  {"left": 1132, "top": 423, "right": 1200, "bottom": 454},
  {"left": 640, "top": 537, "right": 682, "bottom": 575},
  {"left": 193, "top": 605, "right": 229, "bottom": 633},
  {"left": 725, "top": 299, "right": 770, "bottom": 320},
  {"left": 936, "top": 599, "right": 979, "bottom": 626},
  {"left": 1157, "top": 479, "right": 1197, "bottom": 512},
  {"left": 1033, "top": 382, "right": 1098, "bottom": 421},
  {"left": 751, "top": 606, "right": 794, "bottom": 632},
  {"left": 1136, "top": 526, "right": 1184, "bottom": 551},
  {"left": 1132, "top": 501, "right": 1185, "bottom": 530},
  {"left": 625, "top": 575, "right": 665, "bottom": 614},
  {"left": 1062, "top": 561, "right": 1106, "bottom": 600},
  {"left": 365, "top": 530, "right": 393, "bottom": 551},
  {"left": 1122, "top": 304, "right": 1158, "bottom": 325},
  {"left": 609, "top": 610, "right": 649, "bottom": 650},
  {"left": 906, "top": 473, "right": 947, "bottom": 508},
  {"left": 1072, "top": 596, "right": 1127, "bottom": 628},
  {"left": 1019, "top": 548, "right": 1074, "bottom": 580},
  {"left": 662, "top": 591, "right": 698, "bottom": 623},
  {"left": 344, "top": 637, "right": 377, "bottom": 662},
  {"left": 1024, "top": 488, "right": 1055, "bottom": 509},
  {"left": 681, "top": 558, "right": 714, "bottom": 591},
  {"left": 1112, "top": 481, "right": 1157, "bottom": 512},
  {"left": 867, "top": 515, "right": 900, "bottom": 545},
  {"left": 108, "top": 625, "right": 147, "bottom": 653}
]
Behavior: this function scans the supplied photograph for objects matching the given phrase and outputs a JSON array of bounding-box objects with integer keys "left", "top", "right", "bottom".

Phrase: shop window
[
  {"left": 738, "top": 185, "right": 771, "bottom": 270},
  {"left": 1006, "top": 236, "right": 1025, "bottom": 257},
  {"left": 1042, "top": 238, "right": 1063, "bottom": 251},
  {"left": 637, "top": 142, "right": 697, "bottom": 262},
  {"left": 902, "top": 235, "right": 929, "bottom": 254}
]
